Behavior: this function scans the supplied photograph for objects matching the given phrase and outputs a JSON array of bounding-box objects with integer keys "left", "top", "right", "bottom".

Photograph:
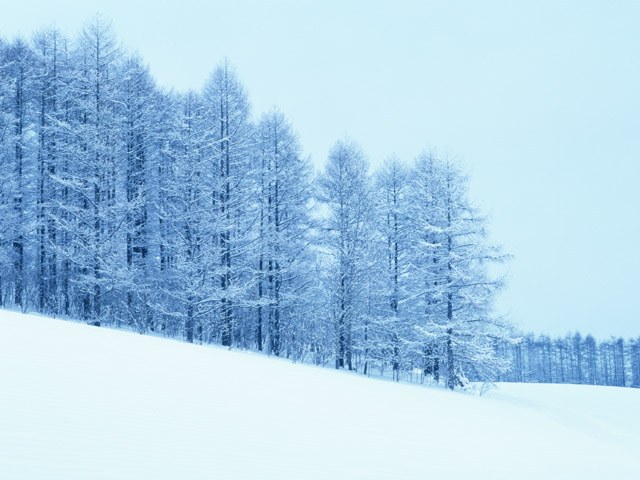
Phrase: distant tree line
[{"left": 494, "top": 333, "right": 640, "bottom": 388}]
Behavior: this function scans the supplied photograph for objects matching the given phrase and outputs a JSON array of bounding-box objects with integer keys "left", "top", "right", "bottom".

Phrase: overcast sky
[{"left": 2, "top": 0, "right": 639, "bottom": 337}]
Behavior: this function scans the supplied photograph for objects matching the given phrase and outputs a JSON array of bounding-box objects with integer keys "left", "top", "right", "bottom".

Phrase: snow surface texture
[{"left": 1, "top": 311, "right": 638, "bottom": 480}]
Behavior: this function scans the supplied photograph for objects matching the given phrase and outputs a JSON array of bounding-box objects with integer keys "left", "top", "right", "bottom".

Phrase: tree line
[
  {"left": 495, "top": 333, "right": 640, "bottom": 388},
  {"left": 2, "top": 18, "right": 634, "bottom": 390}
]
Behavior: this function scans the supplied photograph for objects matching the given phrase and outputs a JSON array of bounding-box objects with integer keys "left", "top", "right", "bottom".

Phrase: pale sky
[{"left": 2, "top": 1, "right": 639, "bottom": 338}]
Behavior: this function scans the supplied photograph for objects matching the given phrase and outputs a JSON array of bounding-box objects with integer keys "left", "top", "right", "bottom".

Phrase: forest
[
  {"left": 497, "top": 333, "right": 640, "bottom": 387},
  {"left": 1, "top": 18, "right": 638, "bottom": 389}
]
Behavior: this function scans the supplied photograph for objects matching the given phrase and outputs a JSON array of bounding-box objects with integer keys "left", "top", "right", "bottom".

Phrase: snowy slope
[{"left": 0, "top": 311, "right": 638, "bottom": 480}]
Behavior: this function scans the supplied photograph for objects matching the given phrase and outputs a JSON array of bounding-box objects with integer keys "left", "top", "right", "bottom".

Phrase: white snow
[{"left": 0, "top": 310, "right": 638, "bottom": 479}]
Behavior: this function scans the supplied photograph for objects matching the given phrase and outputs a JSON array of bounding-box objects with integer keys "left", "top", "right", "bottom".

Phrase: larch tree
[
  {"left": 584, "top": 334, "right": 598, "bottom": 384},
  {"left": 408, "top": 152, "right": 509, "bottom": 389},
  {"left": 319, "top": 138, "right": 372, "bottom": 370},
  {"left": 32, "top": 29, "right": 59, "bottom": 313},
  {"left": 254, "top": 108, "right": 313, "bottom": 356},
  {"left": 370, "top": 157, "right": 411, "bottom": 379},
  {"left": 0, "top": 38, "right": 15, "bottom": 305},
  {"left": 118, "top": 54, "right": 163, "bottom": 331},
  {"left": 57, "top": 16, "right": 123, "bottom": 323},
  {"left": 161, "top": 91, "right": 213, "bottom": 343},
  {"left": 0, "top": 38, "right": 35, "bottom": 310},
  {"left": 630, "top": 338, "right": 640, "bottom": 387},
  {"left": 202, "top": 60, "right": 254, "bottom": 347}
]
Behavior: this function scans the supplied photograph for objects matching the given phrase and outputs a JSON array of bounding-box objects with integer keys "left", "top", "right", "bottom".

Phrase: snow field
[{"left": 0, "top": 310, "right": 638, "bottom": 479}]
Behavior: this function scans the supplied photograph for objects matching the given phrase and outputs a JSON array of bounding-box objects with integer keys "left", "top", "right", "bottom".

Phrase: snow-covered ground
[{"left": 1, "top": 310, "right": 638, "bottom": 480}]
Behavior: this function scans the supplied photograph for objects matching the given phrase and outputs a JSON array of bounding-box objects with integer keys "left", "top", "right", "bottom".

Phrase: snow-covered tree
[
  {"left": 31, "top": 28, "right": 67, "bottom": 313},
  {"left": 318, "top": 138, "right": 372, "bottom": 370},
  {"left": 630, "top": 338, "right": 640, "bottom": 388},
  {"left": 0, "top": 38, "right": 35, "bottom": 310},
  {"left": 117, "top": 54, "right": 165, "bottom": 331},
  {"left": 253, "top": 108, "right": 313, "bottom": 356},
  {"left": 201, "top": 60, "right": 254, "bottom": 346},
  {"left": 369, "top": 157, "right": 411, "bottom": 379},
  {"left": 407, "top": 151, "right": 509, "bottom": 389},
  {"left": 160, "top": 91, "right": 214, "bottom": 342},
  {"left": 52, "top": 17, "right": 123, "bottom": 323}
]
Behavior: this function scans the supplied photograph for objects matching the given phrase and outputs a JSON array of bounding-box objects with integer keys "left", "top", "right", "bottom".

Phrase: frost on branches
[{"left": 1, "top": 17, "right": 520, "bottom": 389}]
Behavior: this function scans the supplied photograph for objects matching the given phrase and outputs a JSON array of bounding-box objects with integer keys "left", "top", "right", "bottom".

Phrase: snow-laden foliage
[{"left": 1, "top": 18, "right": 518, "bottom": 388}]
